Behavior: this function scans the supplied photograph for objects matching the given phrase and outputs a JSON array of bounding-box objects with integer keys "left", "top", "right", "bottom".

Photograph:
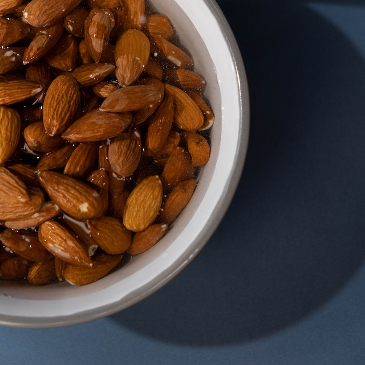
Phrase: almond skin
[
  {"left": 0, "top": 80, "right": 42, "bottom": 105},
  {"left": 108, "top": 133, "right": 141, "bottom": 177},
  {"left": 38, "top": 220, "right": 93, "bottom": 266},
  {"left": 185, "top": 132, "right": 210, "bottom": 166},
  {"left": 0, "top": 0, "right": 25, "bottom": 16},
  {"left": 0, "top": 106, "right": 21, "bottom": 165},
  {"left": 64, "top": 7, "right": 89, "bottom": 38},
  {"left": 62, "top": 109, "right": 132, "bottom": 142},
  {"left": 0, "top": 256, "right": 31, "bottom": 281},
  {"left": 87, "top": 216, "right": 131, "bottom": 254},
  {"left": 36, "top": 144, "right": 77, "bottom": 171},
  {"left": 0, "top": 17, "right": 30, "bottom": 46},
  {"left": 43, "top": 75, "right": 81, "bottom": 136},
  {"left": 121, "top": 0, "right": 145, "bottom": 30},
  {"left": 0, "top": 47, "right": 25, "bottom": 74},
  {"left": 123, "top": 175, "right": 163, "bottom": 232},
  {"left": 23, "top": 0, "right": 83, "bottom": 28},
  {"left": 69, "top": 63, "right": 115, "bottom": 87},
  {"left": 38, "top": 170, "right": 105, "bottom": 221},
  {"left": 64, "top": 143, "right": 99, "bottom": 178},
  {"left": 27, "top": 257, "right": 57, "bottom": 285},
  {"left": 146, "top": 14, "right": 174, "bottom": 39}
]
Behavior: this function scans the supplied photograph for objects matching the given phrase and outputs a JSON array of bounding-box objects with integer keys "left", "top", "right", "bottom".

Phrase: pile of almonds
[{"left": 0, "top": 0, "right": 214, "bottom": 286}]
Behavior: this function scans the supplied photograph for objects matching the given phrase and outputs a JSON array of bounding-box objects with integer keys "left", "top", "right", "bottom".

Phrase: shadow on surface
[{"left": 111, "top": 0, "right": 365, "bottom": 346}]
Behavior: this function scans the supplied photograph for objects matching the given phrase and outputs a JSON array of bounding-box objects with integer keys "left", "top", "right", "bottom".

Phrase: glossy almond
[
  {"left": 64, "top": 7, "right": 89, "bottom": 38},
  {"left": 0, "top": 256, "right": 31, "bottom": 281},
  {"left": 0, "top": 0, "right": 24, "bottom": 15},
  {"left": 23, "top": 0, "right": 82, "bottom": 28},
  {"left": 85, "top": 7, "right": 115, "bottom": 63},
  {"left": 92, "top": 81, "right": 119, "bottom": 98},
  {"left": 128, "top": 223, "right": 168, "bottom": 255},
  {"left": 0, "top": 167, "right": 30, "bottom": 205},
  {"left": 123, "top": 175, "right": 163, "bottom": 232},
  {"left": 0, "top": 47, "right": 25, "bottom": 74},
  {"left": 0, "top": 17, "right": 30, "bottom": 46},
  {"left": 187, "top": 91, "right": 215, "bottom": 131},
  {"left": 120, "top": 0, "right": 145, "bottom": 30},
  {"left": 25, "top": 60, "right": 52, "bottom": 103},
  {"left": 165, "top": 84, "right": 204, "bottom": 131},
  {"left": 24, "top": 121, "right": 65, "bottom": 153},
  {"left": 87, "top": 168, "right": 109, "bottom": 215},
  {"left": 36, "top": 144, "right": 77, "bottom": 171},
  {"left": 5, "top": 202, "right": 62, "bottom": 230},
  {"left": 0, "top": 80, "right": 42, "bottom": 105},
  {"left": 43, "top": 75, "right": 81, "bottom": 136},
  {"left": 108, "top": 133, "right": 141, "bottom": 177},
  {"left": 62, "top": 109, "right": 132, "bottom": 142},
  {"left": 146, "top": 14, "right": 174, "bottom": 39},
  {"left": 64, "top": 143, "right": 99, "bottom": 178},
  {"left": 87, "top": 216, "right": 131, "bottom": 254},
  {"left": 161, "top": 179, "right": 197, "bottom": 224},
  {"left": 185, "top": 132, "right": 210, "bottom": 166},
  {"left": 38, "top": 220, "right": 93, "bottom": 266},
  {"left": 38, "top": 170, "right": 104, "bottom": 220},
  {"left": 27, "top": 257, "right": 57, "bottom": 285},
  {"left": 115, "top": 55, "right": 143, "bottom": 87},
  {"left": 144, "top": 57, "right": 163, "bottom": 80},
  {"left": 69, "top": 63, "right": 115, "bottom": 87},
  {"left": 165, "top": 69, "right": 206, "bottom": 91},
  {"left": 7, "top": 163, "right": 39, "bottom": 185},
  {"left": 63, "top": 252, "right": 121, "bottom": 285},
  {"left": 100, "top": 85, "right": 162, "bottom": 112},
  {"left": 0, "top": 229, "right": 52, "bottom": 262},
  {"left": 0, "top": 106, "right": 21, "bottom": 164}
]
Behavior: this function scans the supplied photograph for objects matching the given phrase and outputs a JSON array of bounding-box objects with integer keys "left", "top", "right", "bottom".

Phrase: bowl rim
[{"left": 0, "top": 0, "right": 250, "bottom": 328}]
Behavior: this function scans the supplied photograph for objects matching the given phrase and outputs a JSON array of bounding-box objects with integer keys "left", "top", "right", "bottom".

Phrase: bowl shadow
[{"left": 110, "top": 0, "right": 365, "bottom": 346}]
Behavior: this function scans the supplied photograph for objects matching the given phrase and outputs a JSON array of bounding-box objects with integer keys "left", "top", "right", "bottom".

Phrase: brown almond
[
  {"left": 38, "top": 170, "right": 104, "bottom": 220},
  {"left": 120, "top": 0, "right": 145, "bottom": 30},
  {"left": 161, "top": 179, "right": 197, "bottom": 224},
  {"left": 146, "top": 92, "right": 174, "bottom": 153},
  {"left": 87, "top": 216, "right": 131, "bottom": 254},
  {"left": 7, "top": 163, "right": 39, "bottom": 185},
  {"left": 185, "top": 132, "right": 210, "bottom": 166},
  {"left": 62, "top": 109, "right": 132, "bottom": 142},
  {"left": 24, "top": 121, "right": 65, "bottom": 153},
  {"left": 100, "top": 85, "right": 162, "bottom": 112},
  {"left": 165, "top": 69, "right": 206, "bottom": 91},
  {"left": 0, "top": 256, "right": 31, "bottom": 281},
  {"left": 44, "top": 33, "right": 78, "bottom": 72},
  {"left": 64, "top": 7, "right": 89, "bottom": 38},
  {"left": 92, "top": 81, "right": 119, "bottom": 98},
  {"left": 161, "top": 147, "right": 194, "bottom": 189},
  {"left": 23, "top": 0, "right": 82, "bottom": 28},
  {"left": 43, "top": 75, "right": 81, "bottom": 136},
  {"left": 187, "top": 91, "right": 215, "bottom": 131},
  {"left": 69, "top": 63, "right": 115, "bottom": 87},
  {"left": 144, "top": 57, "right": 163, "bottom": 80},
  {"left": 150, "top": 130, "right": 181, "bottom": 161},
  {"left": 88, "top": 0, "right": 121, "bottom": 8},
  {"left": 38, "top": 220, "right": 93, "bottom": 266},
  {"left": 25, "top": 60, "right": 52, "bottom": 103},
  {"left": 98, "top": 141, "right": 111, "bottom": 171},
  {"left": 108, "top": 132, "right": 141, "bottom": 177},
  {"left": 0, "top": 0, "right": 24, "bottom": 16},
  {"left": 78, "top": 40, "right": 93, "bottom": 64},
  {"left": 36, "top": 144, "right": 77, "bottom": 171},
  {"left": 128, "top": 223, "right": 168, "bottom": 255},
  {"left": 55, "top": 256, "right": 67, "bottom": 281},
  {"left": 27, "top": 257, "right": 57, "bottom": 285},
  {"left": 123, "top": 175, "right": 163, "bottom": 232},
  {"left": 64, "top": 143, "right": 99, "bottom": 178},
  {"left": 63, "top": 252, "right": 121, "bottom": 285},
  {"left": 0, "top": 47, "right": 25, "bottom": 75},
  {"left": 85, "top": 7, "right": 115, "bottom": 63},
  {"left": 87, "top": 168, "right": 109, "bottom": 215},
  {"left": 152, "top": 35, "right": 193, "bottom": 69},
  {"left": 165, "top": 84, "right": 204, "bottom": 131},
  {"left": 146, "top": 14, "right": 174, "bottom": 39},
  {"left": 115, "top": 55, "right": 144, "bottom": 87},
  {"left": 0, "top": 106, "right": 21, "bottom": 165},
  {"left": 23, "top": 23, "right": 64, "bottom": 65},
  {"left": 0, "top": 17, "right": 30, "bottom": 46},
  {"left": 0, "top": 229, "right": 52, "bottom": 262},
  {"left": 0, "top": 245, "right": 13, "bottom": 262},
  {"left": 5, "top": 202, "right": 62, "bottom": 230},
  {"left": 0, "top": 79, "right": 42, "bottom": 105}
]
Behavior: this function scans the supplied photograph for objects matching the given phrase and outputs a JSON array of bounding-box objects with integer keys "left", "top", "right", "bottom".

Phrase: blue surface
[{"left": 2, "top": 0, "right": 365, "bottom": 363}]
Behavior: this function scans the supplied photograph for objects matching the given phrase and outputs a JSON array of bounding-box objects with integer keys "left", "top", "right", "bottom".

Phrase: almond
[
  {"left": 120, "top": 0, "right": 145, "bottom": 30},
  {"left": 185, "top": 132, "right": 210, "bottom": 166},
  {"left": 92, "top": 81, "right": 119, "bottom": 98},
  {"left": 0, "top": 256, "right": 31, "bottom": 281},
  {"left": 0, "top": 47, "right": 25, "bottom": 75},
  {"left": 64, "top": 7, "right": 89, "bottom": 38},
  {"left": 63, "top": 252, "right": 122, "bottom": 285},
  {"left": 108, "top": 132, "right": 141, "bottom": 177},
  {"left": 85, "top": 7, "right": 115, "bottom": 63},
  {"left": 100, "top": 84, "right": 162, "bottom": 112},
  {"left": 0, "top": 17, "right": 30, "bottom": 46},
  {"left": 87, "top": 168, "right": 109, "bottom": 215},
  {"left": 64, "top": 143, "right": 99, "bottom": 178},
  {"left": 187, "top": 91, "right": 215, "bottom": 131},
  {"left": 0, "top": 0, "right": 25, "bottom": 16},
  {"left": 23, "top": 121, "right": 65, "bottom": 153},
  {"left": 38, "top": 220, "right": 93, "bottom": 266},
  {"left": 62, "top": 109, "right": 132, "bottom": 142},
  {"left": 25, "top": 60, "right": 52, "bottom": 103},
  {"left": 0, "top": 79, "right": 42, "bottom": 105},
  {"left": 146, "top": 14, "right": 174, "bottom": 39},
  {"left": 23, "top": 23, "right": 64, "bottom": 65},
  {"left": 165, "top": 69, "right": 206, "bottom": 91},
  {"left": 7, "top": 163, "right": 39, "bottom": 185},
  {"left": 128, "top": 223, "right": 168, "bottom": 255},
  {"left": 36, "top": 144, "right": 77, "bottom": 171},
  {"left": 55, "top": 256, "right": 67, "bottom": 281},
  {"left": 144, "top": 57, "right": 164, "bottom": 81},
  {"left": 38, "top": 170, "right": 104, "bottom": 220},
  {"left": 0, "top": 229, "right": 52, "bottom": 262},
  {"left": 161, "top": 179, "right": 196, "bottom": 224},
  {"left": 115, "top": 55, "right": 143, "bottom": 87},
  {"left": 27, "top": 257, "right": 57, "bottom": 285},
  {"left": 69, "top": 63, "right": 115, "bottom": 87},
  {"left": 78, "top": 39, "right": 93, "bottom": 64},
  {"left": 98, "top": 141, "right": 111, "bottom": 171},
  {"left": 43, "top": 75, "right": 81, "bottom": 136},
  {"left": 23, "top": 0, "right": 82, "bottom": 28},
  {"left": 165, "top": 84, "right": 204, "bottom": 131},
  {"left": 87, "top": 216, "right": 131, "bottom": 254},
  {"left": 146, "top": 92, "right": 174, "bottom": 153},
  {"left": 5, "top": 202, "right": 61, "bottom": 230},
  {"left": 150, "top": 130, "right": 181, "bottom": 161},
  {"left": 0, "top": 106, "right": 21, "bottom": 165},
  {"left": 123, "top": 175, "right": 163, "bottom": 232}
]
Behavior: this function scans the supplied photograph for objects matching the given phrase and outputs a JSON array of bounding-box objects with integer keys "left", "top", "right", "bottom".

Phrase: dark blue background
[{"left": 2, "top": 1, "right": 365, "bottom": 363}]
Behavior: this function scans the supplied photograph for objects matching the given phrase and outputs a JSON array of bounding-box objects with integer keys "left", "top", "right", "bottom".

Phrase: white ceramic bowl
[{"left": 0, "top": 0, "right": 249, "bottom": 327}]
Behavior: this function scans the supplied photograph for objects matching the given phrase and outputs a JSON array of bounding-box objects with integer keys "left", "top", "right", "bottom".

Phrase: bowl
[{"left": 0, "top": 0, "right": 249, "bottom": 327}]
